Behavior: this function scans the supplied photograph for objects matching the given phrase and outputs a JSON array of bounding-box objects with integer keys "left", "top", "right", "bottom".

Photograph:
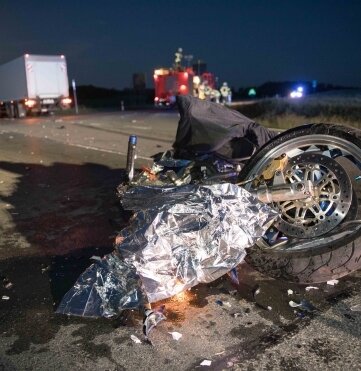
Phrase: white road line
[{"left": 124, "top": 125, "right": 150, "bottom": 130}]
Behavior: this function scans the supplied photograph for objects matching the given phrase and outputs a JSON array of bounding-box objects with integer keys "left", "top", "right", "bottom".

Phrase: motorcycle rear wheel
[{"left": 239, "top": 123, "right": 361, "bottom": 283}]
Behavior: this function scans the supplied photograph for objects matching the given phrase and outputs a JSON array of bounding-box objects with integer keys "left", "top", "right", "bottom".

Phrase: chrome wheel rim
[{"left": 244, "top": 134, "right": 361, "bottom": 251}]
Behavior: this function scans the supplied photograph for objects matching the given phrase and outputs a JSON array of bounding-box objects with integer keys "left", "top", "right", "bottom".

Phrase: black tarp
[{"left": 173, "top": 95, "right": 277, "bottom": 160}]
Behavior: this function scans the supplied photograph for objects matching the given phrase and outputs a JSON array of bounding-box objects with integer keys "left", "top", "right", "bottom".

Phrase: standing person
[
  {"left": 198, "top": 81, "right": 206, "bottom": 100},
  {"left": 210, "top": 89, "right": 221, "bottom": 103},
  {"left": 174, "top": 48, "right": 183, "bottom": 70},
  {"left": 220, "top": 82, "right": 231, "bottom": 104},
  {"left": 203, "top": 81, "right": 212, "bottom": 100}
]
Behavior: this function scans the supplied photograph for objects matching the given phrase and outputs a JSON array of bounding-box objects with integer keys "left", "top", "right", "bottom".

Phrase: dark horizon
[{"left": 1, "top": 0, "right": 361, "bottom": 90}]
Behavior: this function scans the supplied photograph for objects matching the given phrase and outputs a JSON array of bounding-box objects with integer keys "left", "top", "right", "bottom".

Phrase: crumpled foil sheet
[
  {"left": 56, "top": 254, "right": 144, "bottom": 318},
  {"left": 57, "top": 183, "right": 278, "bottom": 317}
]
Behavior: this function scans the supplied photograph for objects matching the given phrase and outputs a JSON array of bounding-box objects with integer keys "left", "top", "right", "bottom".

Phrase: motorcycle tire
[{"left": 238, "top": 123, "right": 361, "bottom": 283}]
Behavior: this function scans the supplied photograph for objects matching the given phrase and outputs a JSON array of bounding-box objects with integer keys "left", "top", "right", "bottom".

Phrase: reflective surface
[{"left": 57, "top": 183, "right": 278, "bottom": 317}]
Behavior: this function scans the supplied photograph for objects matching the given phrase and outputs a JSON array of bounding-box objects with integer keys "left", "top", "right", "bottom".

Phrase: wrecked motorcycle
[
  {"left": 129, "top": 95, "right": 361, "bottom": 284},
  {"left": 57, "top": 95, "right": 361, "bottom": 319}
]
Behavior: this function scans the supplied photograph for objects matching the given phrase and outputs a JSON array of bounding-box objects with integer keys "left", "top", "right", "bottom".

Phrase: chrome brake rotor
[{"left": 273, "top": 153, "right": 352, "bottom": 238}]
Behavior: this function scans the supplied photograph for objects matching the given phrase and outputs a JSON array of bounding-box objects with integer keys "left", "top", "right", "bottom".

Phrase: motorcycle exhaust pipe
[{"left": 126, "top": 135, "right": 137, "bottom": 182}]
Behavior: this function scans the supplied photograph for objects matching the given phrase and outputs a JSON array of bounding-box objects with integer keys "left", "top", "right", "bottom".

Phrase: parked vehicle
[{"left": 0, "top": 54, "right": 71, "bottom": 118}]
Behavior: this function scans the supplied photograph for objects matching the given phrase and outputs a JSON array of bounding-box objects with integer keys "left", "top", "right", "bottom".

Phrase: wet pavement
[{"left": 0, "top": 112, "right": 361, "bottom": 370}]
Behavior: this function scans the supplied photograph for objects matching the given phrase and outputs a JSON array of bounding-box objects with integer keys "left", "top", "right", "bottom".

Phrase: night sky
[{"left": 1, "top": 0, "right": 361, "bottom": 89}]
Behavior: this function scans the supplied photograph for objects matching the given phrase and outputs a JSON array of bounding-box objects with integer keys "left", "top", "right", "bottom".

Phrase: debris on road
[
  {"left": 289, "top": 300, "right": 300, "bottom": 308},
  {"left": 200, "top": 360, "right": 212, "bottom": 366},
  {"left": 289, "top": 299, "right": 317, "bottom": 313},
  {"left": 305, "top": 286, "right": 319, "bottom": 291},
  {"left": 252, "top": 286, "right": 261, "bottom": 299},
  {"left": 169, "top": 331, "right": 182, "bottom": 341},
  {"left": 143, "top": 306, "right": 166, "bottom": 338},
  {"left": 327, "top": 279, "right": 339, "bottom": 286},
  {"left": 41, "top": 266, "right": 50, "bottom": 274},
  {"left": 130, "top": 334, "right": 142, "bottom": 344},
  {"left": 228, "top": 268, "right": 239, "bottom": 286},
  {"left": 252, "top": 285, "right": 273, "bottom": 311},
  {"left": 2, "top": 278, "right": 13, "bottom": 289},
  {"left": 287, "top": 289, "right": 294, "bottom": 295},
  {"left": 350, "top": 304, "right": 361, "bottom": 312},
  {"left": 2, "top": 295, "right": 10, "bottom": 300}
]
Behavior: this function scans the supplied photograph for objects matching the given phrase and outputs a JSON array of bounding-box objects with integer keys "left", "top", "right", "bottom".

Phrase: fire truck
[
  {"left": 153, "top": 49, "right": 216, "bottom": 107},
  {"left": 154, "top": 67, "right": 194, "bottom": 107}
]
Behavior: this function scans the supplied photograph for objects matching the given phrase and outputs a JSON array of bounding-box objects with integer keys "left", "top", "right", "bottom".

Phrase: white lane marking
[
  {"left": 124, "top": 125, "right": 150, "bottom": 130},
  {"left": 69, "top": 143, "right": 152, "bottom": 160}
]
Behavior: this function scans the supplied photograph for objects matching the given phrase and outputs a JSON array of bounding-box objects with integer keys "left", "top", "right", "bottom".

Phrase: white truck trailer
[{"left": 0, "top": 54, "right": 72, "bottom": 118}]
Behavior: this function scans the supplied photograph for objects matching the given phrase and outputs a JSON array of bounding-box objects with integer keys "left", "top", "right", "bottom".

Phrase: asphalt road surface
[{"left": 0, "top": 111, "right": 360, "bottom": 370}]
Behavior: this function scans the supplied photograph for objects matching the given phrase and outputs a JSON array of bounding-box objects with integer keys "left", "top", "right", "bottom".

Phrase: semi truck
[{"left": 0, "top": 54, "right": 72, "bottom": 118}]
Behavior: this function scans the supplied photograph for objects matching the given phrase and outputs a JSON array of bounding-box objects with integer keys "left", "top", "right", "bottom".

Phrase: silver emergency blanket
[
  {"left": 56, "top": 254, "right": 144, "bottom": 318},
  {"left": 57, "top": 183, "right": 278, "bottom": 318}
]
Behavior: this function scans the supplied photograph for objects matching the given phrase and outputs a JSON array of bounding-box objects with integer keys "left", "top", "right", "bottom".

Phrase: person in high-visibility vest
[
  {"left": 204, "top": 81, "right": 212, "bottom": 100},
  {"left": 210, "top": 89, "right": 221, "bottom": 103},
  {"left": 198, "top": 80, "right": 210, "bottom": 100},
  {"left": 174, "top": 48, "right": 183, "bottom": 70},
  {"left": 220, "top": 82, "right": 232, "bottom": 104}
]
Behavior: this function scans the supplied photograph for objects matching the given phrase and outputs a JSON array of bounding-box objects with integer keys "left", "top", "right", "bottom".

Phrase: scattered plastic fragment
[
  {"left": 223, "top": 301, "right": 232, "bottom": 308},
  {"left": 287, "top": 289, "right": 294, "bottom": 296},
  {"left": 2, "top": 296, "right": 10, "bottom": 300},
  {"left": 169, "top": 331, "right": 182, "bottom": 341},
  {"left": 289, "top": 300, "right": 301, "bottom": 308},
  {"left": 143, "top": 305, "right": 166, "bottom": 338},
  {"left": 355, "top": 175, "right": 361, "bottom": 181},
  {"left": 214, "top": 351, "right": 225, "bottom": 356},
  {"left": 289, "top": 299, "right": 317, "bottom": 313},
  {"left": 305, "top": 286, "right": 319, "bottom": 291},
  {"left": 252, "top": 285, "right": 261, "bottom": 298},
  {"left": 216, "top": 300, "right": 224, "bottom": 306},
  {"left": 350, "top": 304, "right": 361, "bottom": 312},
  {"left": 233, "top": 312, "right": 242, "bottom": 318},
  {"left": 252, "top": 285, "right": 272, "bottom": 311},
  {"left": 228, "top": 268, "right": 239, "bottom": 285},
  {"left": 130, "top": 334, "right": 142, "bottom": 344},
  {"left": 41, "top": 266, "right": 50, "bottom": 274},
  {"left": 327, "top": 279, "right": 339, "bottom": 286},
  {"left": 200, "top": 360, "right": 212, "bottom": 366},
  {"left": 2, "top": 278, "right": 13, "bottom": 289}
]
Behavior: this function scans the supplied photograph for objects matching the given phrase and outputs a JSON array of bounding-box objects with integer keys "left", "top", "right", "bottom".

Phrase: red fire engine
[
  {"left": 153, "top": 50, "right": 216, "bottom": 106},
  {"left": 154, "top": 67, "right": 194, "bottom": 106}
]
